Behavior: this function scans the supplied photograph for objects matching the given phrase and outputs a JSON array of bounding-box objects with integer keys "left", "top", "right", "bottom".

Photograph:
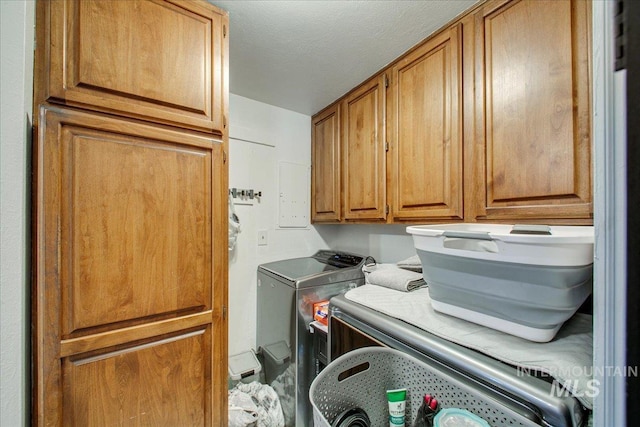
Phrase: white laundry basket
[{"left": 309, "top": 347, "right": 538, "bottom": 427}]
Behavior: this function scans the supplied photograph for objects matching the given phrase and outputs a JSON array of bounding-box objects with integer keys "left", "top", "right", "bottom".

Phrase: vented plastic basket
[{"left": 309, "top": 347, "right": 539, "bottom": 427}]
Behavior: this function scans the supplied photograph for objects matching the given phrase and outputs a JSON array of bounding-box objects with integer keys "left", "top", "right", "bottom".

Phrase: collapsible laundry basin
[
  {"left": 309, "top": 347, "right": 537, "bottom": 427},
  {"left": 406, "top": 224, "right": 594, "bottom": 342}
]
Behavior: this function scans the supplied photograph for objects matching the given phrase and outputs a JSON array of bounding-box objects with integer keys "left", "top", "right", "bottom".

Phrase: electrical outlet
[{"left": 257, "top": 229, "right": 268, "bottom": 246}]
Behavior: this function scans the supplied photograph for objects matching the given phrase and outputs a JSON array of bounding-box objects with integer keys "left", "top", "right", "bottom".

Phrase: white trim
[
  {"left": 229, "top": 125, "right": 276, "bottom": 147},
  {"left": 592, "top": 1, "right": 627, "bottom": 425},
  {"left": 0, "top": 1, "right": 34, "bottom": 426}
]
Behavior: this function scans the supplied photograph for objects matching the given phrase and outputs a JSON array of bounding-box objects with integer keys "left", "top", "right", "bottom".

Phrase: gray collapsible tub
[{"left": 406, "top": 224, "right": 594, "bottom": 342}]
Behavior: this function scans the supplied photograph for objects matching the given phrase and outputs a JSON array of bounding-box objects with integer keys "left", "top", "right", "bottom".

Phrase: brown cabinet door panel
[
  {"left": 342, "top": 76, "right": 386, "bottom": 221},
  {"left": 469, "top": 0, "right": 592, "bottom": 221},
  {"left": 63, "top": 328, "right": 211, "bottom": 426},
  {"left": 389, "top": 25, "right": 463, "bottom": 221},
  {"left": 38, "top": 0, "right": 227, "bottom": 133},
  {"left": 40, "top": 107, "right": 214, "bottom": 336},
  {"left": 312, "top": 104, "right": 342, "bottom": 222},
  {"left": 330, "top": 317, "right": 384, "bottom": 361},
  {"left": 34, "top": 105, "right": 224, "bottom": 426}
]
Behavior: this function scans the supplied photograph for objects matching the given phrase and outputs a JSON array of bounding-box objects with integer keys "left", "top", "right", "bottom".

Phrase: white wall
[
  {"left": 227, "top": 95, "right": 425, "bottom": 357},
  {"left": 1, "top": 1, "right": 35, "bottom": 425},
  {"left": 227, "top": 94, "right": 331, "bottom": 356},
  {"left": 315, "top": 224, "right": 417, "bottom": 263}
]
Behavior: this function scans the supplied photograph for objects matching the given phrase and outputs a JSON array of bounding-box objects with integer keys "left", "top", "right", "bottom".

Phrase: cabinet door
[
  {"left": 33, "top": 106, "right": 227, "bottom": 426},
  {"left": 467, "top": 0, "right": 592, "bottom": 221},
  {"left": 312, "top": 104, "right": 342, "bottom": 222},
  {"left": 35, "top": 0, "right": 228, "bottom": 134},
  {"left": 330, "top": 317, "right": 384, "bottom": 362},
  {"left": 388, "top": 25, "right": 463, "bottom": 221},
  {"left": 342, "top": 75, "right": 387, "bottom": 221}
]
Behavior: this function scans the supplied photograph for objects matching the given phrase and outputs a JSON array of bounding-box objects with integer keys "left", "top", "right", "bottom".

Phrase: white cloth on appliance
[
  {"left": 229, "top": 381, "right": 284, "bottom": 427},
  {"left": 344, "top": 284, "right": 594, "bottom": 409},
  {"left": 362, "top": 262, "right": 426, "bottom": 292}
]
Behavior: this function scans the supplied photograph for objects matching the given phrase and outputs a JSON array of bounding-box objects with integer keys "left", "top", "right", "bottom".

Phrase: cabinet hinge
[
  {"left": 223, "top": 25, "right": 227, "bottom": 38},
  {"left": 384, "top": 74, "right": 389, "bottom": 88},
  {"left": 223, "top": 115, "right": 227, "bottom": 129},
  {"left": 223, "top": 306, "right": 227, "bottom": 320},
  {"left": 223, "top": 150, "right": 227, "bottom": 164},
  {"left": 385, "top": 205, "right": 389, "bottom": 215},
  {"left": 615, "top": 0, "right": 626, "bottom": 70},
  {"left": 385, "top": 141, "right": 389, "bottom": 152}
]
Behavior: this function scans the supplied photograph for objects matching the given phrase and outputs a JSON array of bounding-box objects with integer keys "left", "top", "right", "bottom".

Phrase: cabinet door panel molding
[
  {"left": 35, "top": 0, "right": 227, "bottom": 133},
  {"left": 388, "top": 25, "right": 463, "bottom": 221},
  {"left": 312, "top": 104, "right": 342, "bottom": 222},
  {"left": 342, "top": 75, "right": 387, "bottom": 221},
  {"left": 468, "top": 0, "right": 592, "bottom": 221}
]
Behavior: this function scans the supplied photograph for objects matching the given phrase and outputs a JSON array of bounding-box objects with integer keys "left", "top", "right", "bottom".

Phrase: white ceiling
[{"left": 210, "top": 0, "right": 478, "bottom": 116}]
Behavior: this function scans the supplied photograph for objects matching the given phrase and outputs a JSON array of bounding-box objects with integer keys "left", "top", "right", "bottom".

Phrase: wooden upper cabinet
[
  {"left": 466, "top": 0, "right": 592, "bottom": 221},
  {"left": 342, "top": 75, "right": 387, "bottom": 221},
  {"left": 35, "top": 0, "right": 228, "bottom": 134},
  {"left": 311, "top": 0, "right": 592, "bottom": 225},
  {"left": 388, "top": 24, "right": 463, "bottom": 221},
  {"left": 312, "top": 104, "right": 342, "bottom": 222}
]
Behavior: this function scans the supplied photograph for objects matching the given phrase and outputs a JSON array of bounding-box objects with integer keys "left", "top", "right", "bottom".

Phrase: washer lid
[
  {"left": 259, "top": 257, "right": 339, "bottom": 282},
  {"left": 258, "top": 251, "right": 366, "bottom": 286}
]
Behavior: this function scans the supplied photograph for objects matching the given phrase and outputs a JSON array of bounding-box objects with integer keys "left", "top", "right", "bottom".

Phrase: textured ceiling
[{"left": 210, "top": 0, "right": 478, "bottom": 116}]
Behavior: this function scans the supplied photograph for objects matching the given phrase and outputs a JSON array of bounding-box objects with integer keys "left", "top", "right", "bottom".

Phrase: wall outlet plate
[{"left": 257, "top": 229, "right": 268, "bottom": 246}]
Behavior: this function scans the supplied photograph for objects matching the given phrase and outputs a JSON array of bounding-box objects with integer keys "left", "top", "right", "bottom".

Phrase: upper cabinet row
[
  {"left": 34, "top": 0, "right": 228, "bottom": 134},
  {"left": 311, "top": 0, "right": 592, "bottom": 224}
]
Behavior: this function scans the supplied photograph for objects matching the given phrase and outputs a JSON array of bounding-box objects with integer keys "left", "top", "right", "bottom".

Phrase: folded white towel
[
  {"left": 362, "top": 262, "right": 426, "bottom": 292},
  {"left": 396, "top": 254, "right": 422, "bottom": 272}
]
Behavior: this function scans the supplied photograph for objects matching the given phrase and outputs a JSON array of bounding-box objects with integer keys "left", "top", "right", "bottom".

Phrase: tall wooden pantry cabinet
[{"left": 32, "top": 1, "right": 229, "bottom": 425}]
